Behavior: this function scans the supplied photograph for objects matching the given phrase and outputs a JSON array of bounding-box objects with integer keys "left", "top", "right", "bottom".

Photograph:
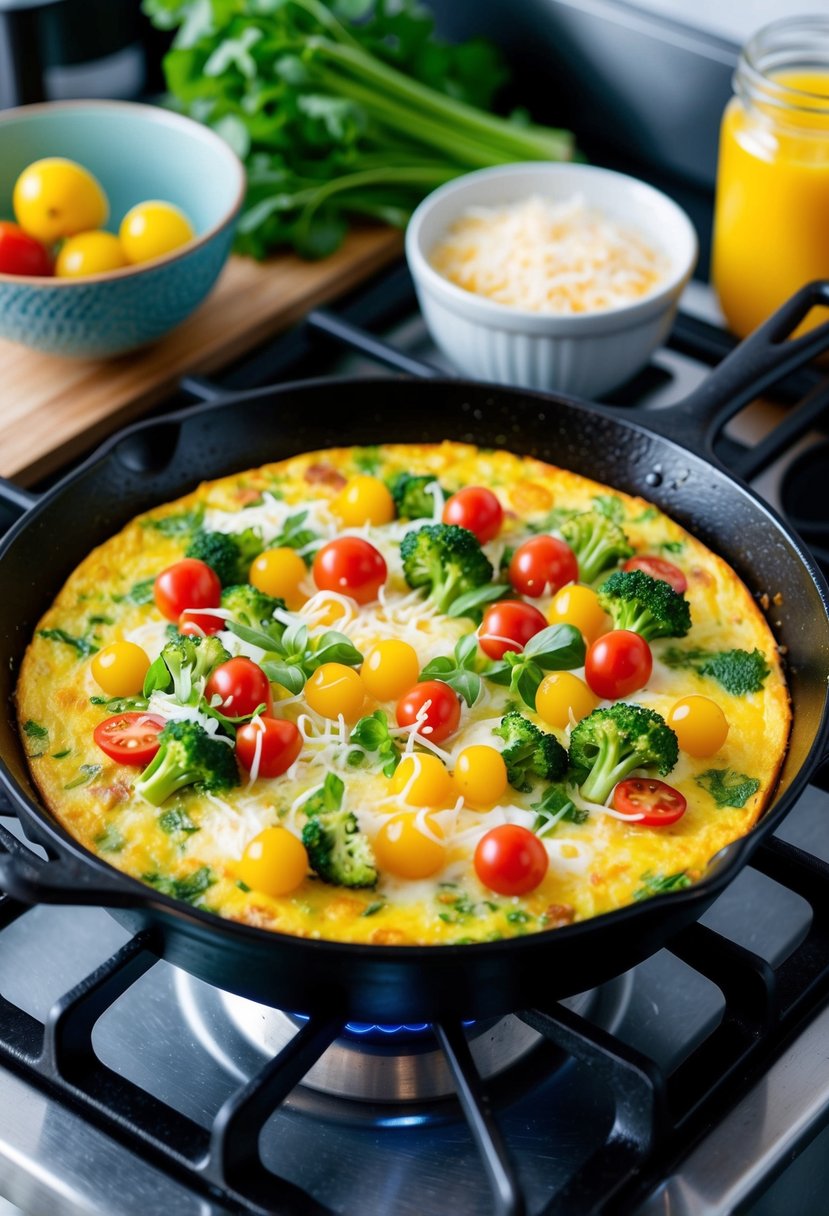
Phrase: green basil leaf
[
  {"left": 445, "top": 583, "right": 511, "bottom": 620},
  {"left": 350, "top": 711, "right": 390, "bottom": 750},
  {"left": 281, "top": 620, "right": 308, "bottom": 658},
  {"left": 483, "top": 660, "right": 512, "bottom": 686},
  {"left": 261, "top": 661, "right": 306, "bottom": 694},
  {"left": 420, "top": 656, "right": 454, "bottom": 679},
  {"left": 448, "top": 670, "right": 481, "bottom": 707},
  {"left": 455, "top": 632, "right": 479, "bottom": 668},
  {"left": 143, "top": 654, "right": 172, "bottom": 698},
  {"left": 514, "top": 660, "right": 543, "bottom": 710},
  {"left": 226, "top": 619, "right": 284, "bottom": 654},
  {"left": 523, "top": 624, "right": 585, "bottom": 670}
]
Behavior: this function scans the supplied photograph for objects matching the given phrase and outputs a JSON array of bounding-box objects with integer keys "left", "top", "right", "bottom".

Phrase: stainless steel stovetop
[{"left": 1, "top": 275, "right": 828, "bottom": 1216}]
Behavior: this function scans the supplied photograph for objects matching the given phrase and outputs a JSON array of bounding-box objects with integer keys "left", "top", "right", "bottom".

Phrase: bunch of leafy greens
[{"left": 143, "top": 0, "right": 575, "bottom": 258}]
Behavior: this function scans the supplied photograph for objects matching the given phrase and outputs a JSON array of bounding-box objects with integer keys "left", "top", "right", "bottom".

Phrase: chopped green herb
[
  {"left": 64, "top": 763, "right": 103, "bottom": 790},
  {"left": 114, "top": 577, "right": 156, "bottom": 606},
  {"left": 696, "top": 768, "right": 761, "bottom": 809},
  {"left": 633, "top": 507, "right": 659, "bottom": 523},
  {"left": 303, "top": 772, "right": 345, "bottom": 816},
  {"left": 95, "top": 825, "right": 126, "bottom": 853},
  {"left": 141, "top": 505, "right": 205, "bottom": 537},
  {"left": 142, "top": 866, "right": 216, "bottom": 904},
  {"left": 88, "top": 614, "right": 114, "bottom": 626},
  {"left": 634, "top": 871, "right": 692, "bottom": 900},
  {"left": 362, "top": 901, "right": 385, "bottom": 917},
  {"left": 38, "top": 628, "right": 98, "bottom": 658},
  {"left": 505, "top": 909, "right": 530, "bottom": 925},
  {"left": 237, "top": 879, "right": 252, "bottom": 893},
  {"left": 51, "top": 749, "right": 72, "bottom": 759},
  {"left": 23, "top": 720, "right": 48, "bottom": 740},
  {"left": 656, "top": 540, "right": 684, "bottom": 555},
  {"left": 158, "top": 808, "right": 200, "bottom": 835},
  {"left": 90, "top": 695, "right": 149, "bottom": 713},
  {"left": 530, "top": 784, "right": 589, "bottom": 834},
  {"left": 353, "top": 446, "right": 381, "bottom": 474}
]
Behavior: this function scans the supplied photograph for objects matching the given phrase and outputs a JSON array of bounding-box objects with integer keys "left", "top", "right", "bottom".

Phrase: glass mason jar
[{"left": 712, "top": 15, "right": 829, "bottom": 338}]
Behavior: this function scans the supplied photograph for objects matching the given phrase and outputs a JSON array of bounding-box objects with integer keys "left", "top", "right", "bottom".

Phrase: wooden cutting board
[{"left": 0, "top": 225, "right": 403, "bottom": 487}]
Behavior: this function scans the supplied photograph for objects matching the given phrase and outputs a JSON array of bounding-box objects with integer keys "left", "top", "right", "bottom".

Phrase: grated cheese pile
[{"left": 429, "top": 194, "right": 668, "bottom": 315}]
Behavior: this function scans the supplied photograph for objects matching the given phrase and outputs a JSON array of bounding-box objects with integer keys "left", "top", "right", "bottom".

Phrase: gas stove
[{"left": 1, "top": 260, "right": 829, "bottom": 1216}]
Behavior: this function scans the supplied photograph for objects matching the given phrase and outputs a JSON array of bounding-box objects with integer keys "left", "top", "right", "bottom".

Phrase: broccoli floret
[
  {"left": 186, "top": 528, "right": 263, "bottom": 587},
  {"left": 559, "top": 510, "right": 633, "bottom": 583},
  {"left": 136, "top": 720, "right": 238, "bottom": 806},
  {"left": 220, "top": 584, "right": 285, "bottom": 631},
  {"left": 400, "top": 523, "right": 493, "bottom": 614},
  {"left": 388, "top": 473, "right": 443, "bottom": 520},
  {"left": 568, "top": 703, "right": 678, "bottom": 805},
  {"left": 493, "top": 710, "right": 568, "bottom": 792},
  {"left": 598, "top": 569, "right": 691, "bottom": 642},
  {"left": 300, "top": 773, "right": 377, "bottom": 888},
  {"left": 661, "top": 646, "right": 770, "bottom": 696},
  {"left": 161, "top": 634, "right": 230, "bottom": 703}
]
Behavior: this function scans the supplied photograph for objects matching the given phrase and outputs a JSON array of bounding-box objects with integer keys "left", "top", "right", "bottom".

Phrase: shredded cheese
[{"left": 430, "top": 194, "right": 668, "bottom": 315}]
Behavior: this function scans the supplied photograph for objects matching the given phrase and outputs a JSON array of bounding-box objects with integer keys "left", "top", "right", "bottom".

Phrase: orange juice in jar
[{"left": 712, "top": 16, "right": 829, "bottom": 338}]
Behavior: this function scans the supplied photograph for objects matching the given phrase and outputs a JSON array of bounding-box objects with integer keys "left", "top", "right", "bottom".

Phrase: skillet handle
[
  {"left": 0, "top": 825, "right": 150, "bottom": 909},
  {"left": 0, "top": 478, "right": 40, "bottom": 520},
  {"left": 661, "top": 280, "right": 829, "bottom": 456}
]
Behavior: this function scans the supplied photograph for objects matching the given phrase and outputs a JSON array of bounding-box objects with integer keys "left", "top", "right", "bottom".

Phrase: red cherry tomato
[
  {"left": 474, "top": 824, "right": 549, "bottom": 895},
  {"left": 612, "top": 777, "right": 687, "bottom": 826},
  {"left": 312, "top": 537, "right": 387, "bottom": 605},
  {"left": 442, "top": 487, "right": 504, "bottom": 543},
  {"left": 585, "top": 630, "right": 652, "bottom": 700},
  {"left": 93, "top": 712, "right": 165, "bottom": 766},
  {"left": 179, "top": 609, "right": 225, "bottom": 637},
  {"left": 509, "top": 535, "right": 579, "bottom": 598},
  {"left": 396, "top": 680, "right": 461, "bottom": 743},
  {"left": 205, "top": 658, "right": 272, "bottom": 718},
  {"left": 623, "top": 556, "right": 687, "bottom": 595},
  {"left": 236, "top": 716, "right": 302, "bottom": 778},
  {"left": 154, "top": 559, "right": 221, "bottom": 623},
  {"left": 0, "top": 221, "right": 53, "bottom": 277},
  {"left": 478, "top": 599, "right": 547, "bottom": 661}
]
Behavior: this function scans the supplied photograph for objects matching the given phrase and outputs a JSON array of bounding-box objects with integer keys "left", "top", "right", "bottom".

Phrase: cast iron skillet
[{"left": 0, "top": 283, "right": 828, "bottom": 1024}]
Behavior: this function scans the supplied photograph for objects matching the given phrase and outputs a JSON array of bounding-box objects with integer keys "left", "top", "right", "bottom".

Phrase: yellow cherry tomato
[
  {"left": 250, "top": 547, "right": 307, "bottom": 609},
  {"left": 391, "top": 753, "right": 452, "bottom": 807},
  {"left": 90, "top": 641, "right": 150, "bottom": 697},
  {"left": 668, "top": 695, "right": 729, "bottom": 758},
  {"left": 305, "top": 662, "right": 365, "bottom": 721},
  {"left": 55, "top": 230, "right": 128, "bottom": 278},
  {"left": 361, "top": 639, "right": 420, "bottom": 701},
  {"left": 453, "top": 745, "right": 508, "bottom": 807},
  {"left": 119, "top": 200, "right": 195, "bottom": 265},
  {"left": 332, "top": 475, "right": 395, "bottom": 527},
  {"left": 373, "top": 812, "right": 446, "bottom": 879},
  {"left": 14, "top": 158, "right": 108, "bottom": 244},
  {"left": 535, "top": 671, "right": 598, "bottom": 729},
  {"left": 236, "top": 827, "right": 308, "bottom": 897},
  {"left": 546, "top": 584, "right": 609, "bottom": 644}
]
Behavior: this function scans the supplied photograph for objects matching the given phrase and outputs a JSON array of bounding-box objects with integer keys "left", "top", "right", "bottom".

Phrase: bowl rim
[
  {"left": 404, "top": 161, "right": 699, "bottom": 331},
  {"left": 0, "top": 99, "right": 246, "bottom": 287}
]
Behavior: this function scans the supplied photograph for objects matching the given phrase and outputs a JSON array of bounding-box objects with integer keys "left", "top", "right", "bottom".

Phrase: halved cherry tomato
[
  {"left": 236, "top": 716, "right": 302, "bottom": 778},
  {"left": 442, "top": 486, "right": 503, "bottom": 543},
  {"left": 93, "top": 712, "right": 165, "bottom": 766},
  {"left": 179, "top": 609, "right": 225, "bottom": 637},
  {"left": 312, "top": 537, "right": 387, "bottom": 605},
  {"left": 0, "top": 221, "right": 53, "bottom": 276},
  {"left": 623, "top": 555, "right": 687, "bottom": 595},
  {"left": 478, "top": 599, "right": 547, "bottom": 661},
  {"left": 612, "top": 777, "right": 687, "bottom": 826},
  {"left": 509, "top": 535, "right": 578, "bottom": 598},
  {"left": 585, "top": 630, "right": 652, "bottom": 700},
  {"left": 205, "top": 658, "right": 272, "bottom": 718},
  {"left": 474, "top": 824, "right": 549, "bottom": 895},
  {"left": 396, "top": 680, "right": 461, "bottom": 743},
  {"left": 154, "top": 559, "right": 221, "bottom": 623}
]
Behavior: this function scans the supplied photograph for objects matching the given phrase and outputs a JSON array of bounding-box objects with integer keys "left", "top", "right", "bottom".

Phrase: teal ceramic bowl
[{"left": 0, "top": 100, "right": 245, "bottom": 358}]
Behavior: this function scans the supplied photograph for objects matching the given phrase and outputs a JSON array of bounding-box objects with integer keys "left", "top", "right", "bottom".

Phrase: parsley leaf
[
  {"left": 696, "top": 769, "right": 761, "bottom": 809},
  {"left": 38, "top": 628, "right": 98, "bottom": 658},
  {"left": 634, "top": 871, "right": 692, "bottom": 900}
]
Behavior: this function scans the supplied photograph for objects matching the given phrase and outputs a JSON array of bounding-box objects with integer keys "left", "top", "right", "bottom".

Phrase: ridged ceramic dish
[
  {"left": 405, "top": 162, "right": 697, "bottom": 397},
  {"left": 0, "top": 101, "right": 245, "bottom": 358}
]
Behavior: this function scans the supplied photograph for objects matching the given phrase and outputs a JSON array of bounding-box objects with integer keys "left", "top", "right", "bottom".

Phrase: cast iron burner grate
[{"left": 1, "top": 261, "right": 829, "bottom": 1216}]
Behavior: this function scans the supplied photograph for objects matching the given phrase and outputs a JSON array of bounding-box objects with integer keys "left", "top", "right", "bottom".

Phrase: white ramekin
[{"left": 405, "top": 162, "right": 698, "bottom": 398}]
